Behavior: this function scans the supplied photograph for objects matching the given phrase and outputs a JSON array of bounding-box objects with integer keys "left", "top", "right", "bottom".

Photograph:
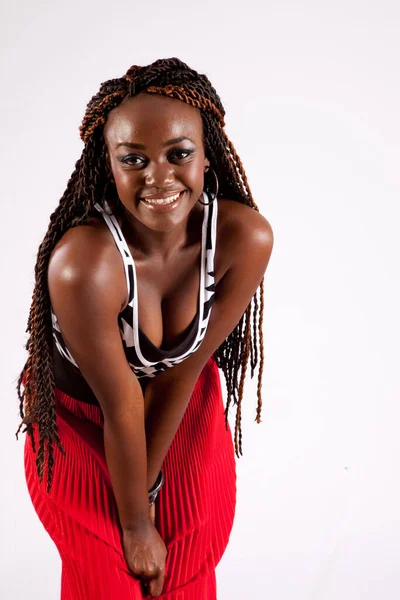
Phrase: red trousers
[{"left": 24, "top": 355, "right": 237, "bottom": 599}]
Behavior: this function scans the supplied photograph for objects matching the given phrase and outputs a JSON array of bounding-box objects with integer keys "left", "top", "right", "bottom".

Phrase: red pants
[{"left": 24, "top": 355, "right": 237, "bottom": 599}]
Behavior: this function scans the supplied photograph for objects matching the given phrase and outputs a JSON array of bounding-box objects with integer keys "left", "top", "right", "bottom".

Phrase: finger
[{"left": 149, "top": 570, "right": 165, "bottom": 598}]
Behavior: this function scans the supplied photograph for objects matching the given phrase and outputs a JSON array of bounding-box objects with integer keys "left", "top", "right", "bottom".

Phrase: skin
[{"left": 48, "top": 92, "right": 274, "bottom": 597}]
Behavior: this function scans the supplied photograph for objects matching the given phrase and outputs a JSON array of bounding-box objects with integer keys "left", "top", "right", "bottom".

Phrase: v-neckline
[
  {"left": 120, "top": 200, "right": 209, "bottom": 358},
  {"left": 138, "top": 311, "right": 200, "bottom": 356}
]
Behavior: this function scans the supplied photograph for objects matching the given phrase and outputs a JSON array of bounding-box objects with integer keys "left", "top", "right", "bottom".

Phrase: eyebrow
[{"left": 115, "top": 136, "right": 195, "bottom": 150}]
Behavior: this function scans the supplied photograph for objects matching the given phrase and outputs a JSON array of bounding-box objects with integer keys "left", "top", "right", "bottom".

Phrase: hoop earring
[{"left": 198, "top": 167, "right": 219, "bottom": 205}]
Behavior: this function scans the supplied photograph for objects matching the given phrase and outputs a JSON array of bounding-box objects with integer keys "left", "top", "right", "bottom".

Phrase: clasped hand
[{"left": 122, "top": 504, "right": 167, "bottom": 598}]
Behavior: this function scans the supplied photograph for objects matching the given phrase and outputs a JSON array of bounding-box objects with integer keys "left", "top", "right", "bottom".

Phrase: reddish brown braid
[{"left": 16, "top": 57, "right": 267, "bottom": 493}]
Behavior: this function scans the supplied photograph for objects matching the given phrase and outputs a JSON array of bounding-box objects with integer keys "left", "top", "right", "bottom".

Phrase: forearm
[
  {"left": 144, "top": 372, "right": 198, "bottom": 489},
  {"left": 103, "top": 406, "right": 150, "bottom": 529}
]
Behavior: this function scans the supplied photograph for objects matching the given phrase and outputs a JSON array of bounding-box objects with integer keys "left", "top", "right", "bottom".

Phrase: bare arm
[
  {"left": 144, "top": 213, "right": 274, "bottom": 485},
  {"left": 48, "top": 228, "right": 150, "bottom": 526}
]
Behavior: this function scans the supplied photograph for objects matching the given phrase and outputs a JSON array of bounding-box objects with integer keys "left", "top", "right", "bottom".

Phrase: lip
[{"left": 140, "top": 190, "right": 186, "bottom": 212}]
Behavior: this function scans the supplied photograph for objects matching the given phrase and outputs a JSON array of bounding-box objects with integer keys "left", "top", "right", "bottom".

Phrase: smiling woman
[
  {"left": 17, "top": 57, "right": 273, "bottom": 599},
  {"left": 103, "top": 92, "right": 210, "bottom": 247}
]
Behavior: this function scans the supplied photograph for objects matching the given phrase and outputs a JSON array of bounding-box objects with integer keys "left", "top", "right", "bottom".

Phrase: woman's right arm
[{"left": 47, "top": 227, "right": 167, "bottom": 597}]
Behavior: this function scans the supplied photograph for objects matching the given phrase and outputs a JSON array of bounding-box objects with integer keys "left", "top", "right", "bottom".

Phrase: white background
[{"left": 1, "top": 0, "right": 399, "bottom": 598}]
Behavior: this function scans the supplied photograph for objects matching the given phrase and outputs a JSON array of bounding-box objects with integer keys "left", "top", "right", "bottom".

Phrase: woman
[{"left": 17, "top": 57, "right": 273, "bottom": 599}]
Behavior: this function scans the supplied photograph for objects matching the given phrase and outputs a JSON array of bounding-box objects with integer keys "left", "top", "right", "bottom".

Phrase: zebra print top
[{"left": 51, "top": 191, "right": 218, "bottom": 381}]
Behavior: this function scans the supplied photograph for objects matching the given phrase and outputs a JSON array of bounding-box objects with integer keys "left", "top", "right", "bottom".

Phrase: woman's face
[{"left": 103, "top": 92, "right": 210, "bottom": 232}]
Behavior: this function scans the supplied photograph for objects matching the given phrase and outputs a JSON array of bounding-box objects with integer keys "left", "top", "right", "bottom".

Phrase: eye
[
  {"left": 120, "top": 155, "right": 145, "bottom": 166},
  {"left": 169, "top": 149, "right": 194, "bottom": 161}
]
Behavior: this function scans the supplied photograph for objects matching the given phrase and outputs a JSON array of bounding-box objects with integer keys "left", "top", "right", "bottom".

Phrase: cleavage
[{"left": 134, "top": 247, "right": 202, "bottom": 351}]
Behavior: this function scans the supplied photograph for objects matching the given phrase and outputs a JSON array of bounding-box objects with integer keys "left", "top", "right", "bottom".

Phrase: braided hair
[{"left": 16, "top": 57, "right": 266, "bottom": 494}]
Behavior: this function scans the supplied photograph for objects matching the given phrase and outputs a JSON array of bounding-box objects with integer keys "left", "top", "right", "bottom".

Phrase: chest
[{"left": 128, "top": 202, "right": 230, "bottom": 352}]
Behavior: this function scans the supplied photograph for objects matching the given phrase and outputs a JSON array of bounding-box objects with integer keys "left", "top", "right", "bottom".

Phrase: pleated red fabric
[{"left": 24, "top": 355, "right": 237, "bottom": 599}]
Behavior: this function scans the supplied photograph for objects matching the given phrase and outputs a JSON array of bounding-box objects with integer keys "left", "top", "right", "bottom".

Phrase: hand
[{"left": 122, "top": 518, "right": 167, "bottom": 598}]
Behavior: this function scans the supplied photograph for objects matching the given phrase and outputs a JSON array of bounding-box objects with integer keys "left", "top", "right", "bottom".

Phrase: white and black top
[{"left": 51, "top": 191, "right": 218, "bottom": 382}]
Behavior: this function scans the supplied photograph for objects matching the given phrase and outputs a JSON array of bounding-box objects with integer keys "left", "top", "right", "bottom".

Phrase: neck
[{"left": 115, "top": 202, "right": 204, "bottom": 262}]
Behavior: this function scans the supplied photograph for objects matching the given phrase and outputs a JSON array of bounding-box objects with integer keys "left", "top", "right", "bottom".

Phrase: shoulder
[
  {"left": 153, "top": 200, "right": 273, "bottom": 384},
  {"left": 217, "top": 198, "right": 274, "bottom": 270},
  {"left": 48, "top": 215, "right": 126, "bottom": 312}
]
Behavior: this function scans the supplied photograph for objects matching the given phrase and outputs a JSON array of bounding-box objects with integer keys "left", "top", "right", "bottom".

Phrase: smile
[
  {"left": 141, "top": 191, "right": 181, "bottom": 205},
  {"left": 140, "top": 190, "right": 186, "bottom": 212}
]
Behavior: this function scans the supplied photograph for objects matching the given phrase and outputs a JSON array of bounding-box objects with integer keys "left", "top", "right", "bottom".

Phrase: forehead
[{"left": 104, "top": 92, "right": 203, "bottom": 148}]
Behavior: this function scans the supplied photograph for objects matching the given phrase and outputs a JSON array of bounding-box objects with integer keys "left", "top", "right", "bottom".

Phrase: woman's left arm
[{"left": 144, "top": 213, "right": 274, "bottom": 490}]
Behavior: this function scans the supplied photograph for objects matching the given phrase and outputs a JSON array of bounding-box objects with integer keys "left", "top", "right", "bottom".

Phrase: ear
[{"left": 204, "top": 157, "right": 211, "bottom": 172}]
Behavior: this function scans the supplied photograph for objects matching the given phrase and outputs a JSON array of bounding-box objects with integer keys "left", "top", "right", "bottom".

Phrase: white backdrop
[{"left": 1, "top": 0, "right": 399, "bottom": 598}]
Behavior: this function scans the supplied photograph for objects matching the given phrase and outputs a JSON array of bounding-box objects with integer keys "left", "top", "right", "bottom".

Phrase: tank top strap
[{"left": 93, "top": 200, "right": 134, "bottom": 305}]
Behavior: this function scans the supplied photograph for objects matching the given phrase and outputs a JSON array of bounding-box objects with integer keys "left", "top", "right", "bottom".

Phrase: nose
[{"left": 144, "top": 162, "right": 174, "bottom": 187}]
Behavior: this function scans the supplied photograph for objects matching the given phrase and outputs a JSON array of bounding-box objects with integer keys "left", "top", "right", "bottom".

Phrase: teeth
[{"left": 142, "top": 192, "right": 181, "bottom": 205}]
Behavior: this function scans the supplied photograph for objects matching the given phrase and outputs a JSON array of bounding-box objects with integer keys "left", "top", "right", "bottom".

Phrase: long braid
[
  {"left": 15, "top": 135, "right": 109, "bottom": 492},
  {"left": 16, "top": 57, "right": 268, "bottom": 492}
]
